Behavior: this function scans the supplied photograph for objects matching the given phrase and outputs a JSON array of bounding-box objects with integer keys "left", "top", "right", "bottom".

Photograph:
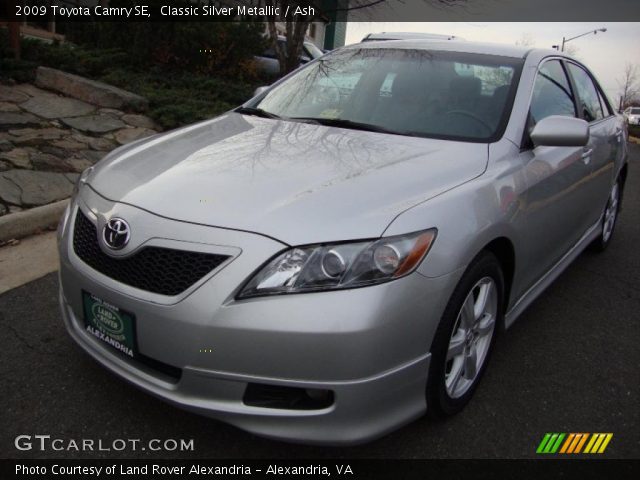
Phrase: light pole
[{"left": 560, "top": 28, "right": 607, "bottom": 52}]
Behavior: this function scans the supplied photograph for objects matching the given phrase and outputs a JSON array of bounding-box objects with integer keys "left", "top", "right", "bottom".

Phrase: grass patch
[{"left": 97, "top": 67, "right": 260, "bottom": 130}]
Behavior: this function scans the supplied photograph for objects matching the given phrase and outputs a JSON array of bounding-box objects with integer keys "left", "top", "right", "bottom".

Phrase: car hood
[{"left": 88, "top": 113, "right": 487, "bottom": 245}]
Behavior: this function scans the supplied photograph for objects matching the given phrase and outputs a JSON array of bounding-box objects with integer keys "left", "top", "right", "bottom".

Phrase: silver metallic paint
[{"left": 58, "top": 40, "right": 628, "bottom": 445}]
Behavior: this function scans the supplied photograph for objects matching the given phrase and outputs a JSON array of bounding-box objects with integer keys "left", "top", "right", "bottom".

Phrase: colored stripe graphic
[
  {"left": 538, "top": 433, "right": 613, "bottom": 454},
  {"left": 536, "top": 433, "right": 565, "bottom": 454},
  {"left": 574, "top": 433, "right": 589, "bottom": 453},
  {"left": 559, "top": 433, "right": 575, "bottom": 453},
  {"left": 536, "top": 433, "right": 552, "bottom": 453},
  {"left": 584, "top": 433, "right": 613, "bottom": 454}
]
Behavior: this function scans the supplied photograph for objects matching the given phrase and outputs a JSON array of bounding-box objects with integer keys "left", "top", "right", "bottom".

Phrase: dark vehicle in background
[{"left": 255, "top": 35, "right": 324, "bottom": 76}]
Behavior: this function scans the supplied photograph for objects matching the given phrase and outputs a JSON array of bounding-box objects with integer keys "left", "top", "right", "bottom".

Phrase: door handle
[{"left": 581, "top": 148, "right": 593, "bottom": 164}]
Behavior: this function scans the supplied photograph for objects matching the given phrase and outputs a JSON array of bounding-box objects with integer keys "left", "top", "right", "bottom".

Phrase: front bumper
[{"left": 58, "top": 189, "right": 460, "bottom": 445}]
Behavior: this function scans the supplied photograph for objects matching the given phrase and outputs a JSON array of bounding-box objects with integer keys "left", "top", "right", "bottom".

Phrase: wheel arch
[
  {"left": 479, "top": 237, "right": 516, "bottom": 323},
  {"left": 618, "top": 162, "right": 628, "bottom": 209}
]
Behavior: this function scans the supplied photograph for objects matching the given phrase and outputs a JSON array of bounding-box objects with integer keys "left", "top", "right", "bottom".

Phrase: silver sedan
[{"left": 58, "top": 39, "right": 628, "bottom": 445}]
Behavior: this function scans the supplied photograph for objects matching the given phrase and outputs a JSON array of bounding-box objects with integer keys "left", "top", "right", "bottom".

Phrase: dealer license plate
[{"left": 82, "top": 291, "right": 136, "bottom": 358}]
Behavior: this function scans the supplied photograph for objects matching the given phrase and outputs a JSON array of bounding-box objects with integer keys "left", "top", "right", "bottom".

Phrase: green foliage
[
  {"left": 21, "top": 40, "right": 132, "bottom": 78},
  {"left": 0, "top": 29, "right": 10, "bottom": 58},
  {"left": 61, "top": 13, "right": 267, "bottom": 79},
  {"left": 0, "top": 19, "right": 267, "bottom": 129},
  {"left": 0, "top": 58, "right": 37, "bottom": 83},
  {"left": 99, "top": 68, "right": 257, "bottom": 129},
  {"left": 629, "top": 125, "right": 640, "bottom": 138}
]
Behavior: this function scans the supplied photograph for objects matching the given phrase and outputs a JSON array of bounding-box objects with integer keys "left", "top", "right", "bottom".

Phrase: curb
[{"left": 0, "top": 199, "right": 69, "bottom": 243}]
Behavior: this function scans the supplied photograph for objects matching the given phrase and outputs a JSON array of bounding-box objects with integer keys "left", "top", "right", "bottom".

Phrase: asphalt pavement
[{"left": 1, "top": 144, "right": 639, "bottom": 460}]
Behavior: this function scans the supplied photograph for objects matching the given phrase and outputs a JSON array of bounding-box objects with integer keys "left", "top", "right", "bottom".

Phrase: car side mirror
[
  {"left": 253, "top": 86, "right": 269, "bottom": 97},
  {"left": 530, "top": 115, "right": 589, "bottom": 147}
]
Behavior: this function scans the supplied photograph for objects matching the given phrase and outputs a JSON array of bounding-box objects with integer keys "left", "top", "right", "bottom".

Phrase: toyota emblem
[{"left": 103, "top": 218, "right": 130, "bottom": 250}]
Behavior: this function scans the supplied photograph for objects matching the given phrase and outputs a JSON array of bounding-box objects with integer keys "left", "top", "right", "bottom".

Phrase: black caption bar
[
  {"left": 2, "top": 459, "right": 640, "bottom": 480},
  {"left": 2, "top": 0, "right": 640, "bottom": 23}
]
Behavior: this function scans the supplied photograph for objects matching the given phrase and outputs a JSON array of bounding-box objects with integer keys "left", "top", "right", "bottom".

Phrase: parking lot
[{"left": 1, "top": 144, "right": 638, "bottom": 460}]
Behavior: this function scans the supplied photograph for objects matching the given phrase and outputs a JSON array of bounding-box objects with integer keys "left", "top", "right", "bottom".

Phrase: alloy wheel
[
  {"left": 444, "top": 277, "right": 498, "bottom": 399},
  {"left": 602, "top": 183, "right": 619, "bottom": 244}
]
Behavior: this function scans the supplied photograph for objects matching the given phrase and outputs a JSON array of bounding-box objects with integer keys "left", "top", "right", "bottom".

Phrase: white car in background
[{"left": 623, "top": 107, "right": 640, "bottom": 125}]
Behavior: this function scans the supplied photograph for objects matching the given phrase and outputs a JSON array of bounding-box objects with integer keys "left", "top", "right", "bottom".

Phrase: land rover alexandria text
[{"left": 15, "top": 464, "right": 352, "bottom": 476}]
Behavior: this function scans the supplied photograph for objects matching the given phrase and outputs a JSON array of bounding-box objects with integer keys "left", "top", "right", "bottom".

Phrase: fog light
[
  {"left": 305, "top": 388, "right": 331, "bottom": 402},
  {"left": 243, "top": 383, "right": 334, "bottom": 410}
]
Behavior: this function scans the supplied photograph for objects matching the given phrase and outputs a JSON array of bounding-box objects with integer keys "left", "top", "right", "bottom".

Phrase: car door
[
  {"left": 514, "top": 59, "right": 595, "bottom": 295},
  {"left": 565, "top": 62, "right": 622, "bottom": 226}
]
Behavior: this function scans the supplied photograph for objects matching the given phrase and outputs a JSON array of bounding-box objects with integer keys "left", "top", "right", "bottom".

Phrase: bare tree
[
  {"left": 564, "top": 44, "right": 579, "bottom": 58},
  {"left": 263, "top": 0, "right": 467, "bottom": 76},
  {"left": 265, "top": 1, "right": 315, "bottom": 76},
  {"left": 617, "top": 63, "right": 639, "bottom": 110},
  {"left": 515, "top": 33, "right": 535, "bottom": 47}
]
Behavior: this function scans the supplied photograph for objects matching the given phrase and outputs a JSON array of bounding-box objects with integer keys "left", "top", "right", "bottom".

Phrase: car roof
[
  {"left": 362, "top": 32, "right": 461, "bottom": 42},
  {"left": 344, "top": 38, "right": 564, "bottom": 60}
]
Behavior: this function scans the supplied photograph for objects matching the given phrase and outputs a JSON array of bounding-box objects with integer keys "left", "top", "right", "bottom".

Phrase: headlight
[{"left": 237, "top": 229, "right": 437, "bottom": 299}]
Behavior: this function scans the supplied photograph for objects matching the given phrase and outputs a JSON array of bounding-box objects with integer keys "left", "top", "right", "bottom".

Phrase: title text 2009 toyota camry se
[{"left": 58, "top": 39, "right": 628, "bottom": 445}]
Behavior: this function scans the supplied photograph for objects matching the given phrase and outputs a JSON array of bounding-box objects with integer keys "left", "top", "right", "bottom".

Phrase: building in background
[{"left": 321, "top": 0, "right": 348, "bottom": 50}]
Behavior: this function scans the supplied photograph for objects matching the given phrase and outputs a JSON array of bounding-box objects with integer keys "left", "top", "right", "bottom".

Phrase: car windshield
[
  {"left": 631, "top": 108, "right": 640, "bottom": 114},
  {"left": 252, "top": 48, "right": 523, "bottom": 141}
]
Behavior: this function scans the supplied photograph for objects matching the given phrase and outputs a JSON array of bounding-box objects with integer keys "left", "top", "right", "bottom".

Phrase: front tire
[
  {"left": 427, "top": 252, "right": 504, "bottom": 418},
  {"left": 590, "top": 179, "right": 621, "bottom": 252}
]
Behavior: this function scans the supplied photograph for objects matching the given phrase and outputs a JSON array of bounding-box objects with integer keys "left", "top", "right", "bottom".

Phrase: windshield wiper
[
  {"left": 290, "top": 117, "right": 406, "bottom": 136},
  {"left": 235, "top": 106, "right": 281, "bottom": 119}
]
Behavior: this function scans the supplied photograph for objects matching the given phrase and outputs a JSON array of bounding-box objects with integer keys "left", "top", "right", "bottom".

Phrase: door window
[
  {"left": 529, "top": 60, "right": 577, "bottom": 125},
  {"left": 597, "top": 89, "right": 613, "bottom": 117},
  {"left": 567, "top": 63, "right": 605, "bottom": 122}
]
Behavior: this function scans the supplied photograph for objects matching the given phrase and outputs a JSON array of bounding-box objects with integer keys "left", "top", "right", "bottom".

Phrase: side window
[
  {"left": 567, "top": 63, "right": 604, "bottom": 122},
  {"left": 529, "top": 60, "right": 577, "bottom": 125},
  {"left": 261, "top": 40, "right": 286, "bottom": 60},
  {"left": 597, "top": 89, "right": 612, "bottom": 116},
  {"left": 262, "top": 46, "right": 276, "bottom": 59}
]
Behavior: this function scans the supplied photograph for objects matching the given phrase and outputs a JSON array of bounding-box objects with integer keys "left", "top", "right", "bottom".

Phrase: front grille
[{"left": 73, "top": 210, "right": 230, "bottom": 296}]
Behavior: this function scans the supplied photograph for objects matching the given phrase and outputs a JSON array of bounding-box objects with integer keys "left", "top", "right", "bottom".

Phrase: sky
[{"left": 344, "top": 22, "right": 640, "bottom": 103}]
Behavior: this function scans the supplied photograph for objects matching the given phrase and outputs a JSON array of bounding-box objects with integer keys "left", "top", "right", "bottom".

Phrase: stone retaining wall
[{"left": 0, "top": 77, "right": 158, "bottom": 216}]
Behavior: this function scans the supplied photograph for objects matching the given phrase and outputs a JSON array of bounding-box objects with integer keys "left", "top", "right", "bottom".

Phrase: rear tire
[
  {"left": 427, "top": 252, "right": 504, "bottom": 418},
  {"left": 590, "top": 179, "right": 621, "bottom": 253}
]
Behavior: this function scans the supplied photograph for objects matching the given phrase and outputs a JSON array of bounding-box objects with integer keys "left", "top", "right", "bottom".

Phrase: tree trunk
[
  {"left": 8, "top": 1, "right": 21, "bottom": 60},
  {"left": 266, "top": 19, "right": 312, "bottom": 77}
]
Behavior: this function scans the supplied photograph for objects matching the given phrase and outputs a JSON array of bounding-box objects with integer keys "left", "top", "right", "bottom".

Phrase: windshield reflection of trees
[
  {"left": 186, "top": 113, "right": 433, "bottom": 188},
  {"left": 256, "top": 48, "right": 515, "bottom": 140}
]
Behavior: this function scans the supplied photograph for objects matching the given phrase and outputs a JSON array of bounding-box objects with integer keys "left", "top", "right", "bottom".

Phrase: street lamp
[{"left": 560, "top": 28, "right": 607, "bottom": 52}]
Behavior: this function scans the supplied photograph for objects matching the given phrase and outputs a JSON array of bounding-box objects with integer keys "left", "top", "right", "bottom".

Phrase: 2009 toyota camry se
[{"left": 58, "top": 39, "right": 628, "bottom": 445}]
